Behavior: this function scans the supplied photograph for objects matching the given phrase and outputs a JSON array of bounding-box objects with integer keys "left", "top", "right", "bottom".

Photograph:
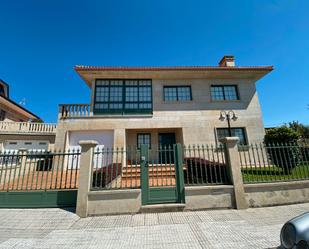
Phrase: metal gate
[
  {"left": 0, "top": 150, "right": 79, "bottom": 208},
  {"left": 140, "top": 144, "right": 185, "bottom": 205}
]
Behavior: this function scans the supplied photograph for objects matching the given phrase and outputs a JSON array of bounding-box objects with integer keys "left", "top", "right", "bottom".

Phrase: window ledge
[
  {"left": 162, "top": 100, "right": 193, "bottom": 104},
  {"left": 65, "top": 114, "right": 153, "bottom": 119},
  {"left": 210, "top": 99, "right": 241, "bottom": 103}
]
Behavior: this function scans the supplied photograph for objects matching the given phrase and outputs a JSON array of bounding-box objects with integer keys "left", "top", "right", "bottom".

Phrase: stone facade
[
  {"left": 55, "top": 57, "right": 272, "bottom": 150},
  {"left": 55, "top": 79, "right": 267, "bottom": 150}
]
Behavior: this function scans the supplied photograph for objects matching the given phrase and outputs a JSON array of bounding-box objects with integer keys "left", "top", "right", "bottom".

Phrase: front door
[{"left": 158, "top": 133, "right": 176, "bottom": 164}]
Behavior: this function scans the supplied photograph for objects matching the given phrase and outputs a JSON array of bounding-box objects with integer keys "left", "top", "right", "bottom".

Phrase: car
[{"left": 280, "top": 212, "right": 309, "bottom": 249}]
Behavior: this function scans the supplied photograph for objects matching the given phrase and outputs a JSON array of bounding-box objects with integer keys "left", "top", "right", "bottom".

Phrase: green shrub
[{"left": 264, "top": 126, "right": 300, "bottom": 173}]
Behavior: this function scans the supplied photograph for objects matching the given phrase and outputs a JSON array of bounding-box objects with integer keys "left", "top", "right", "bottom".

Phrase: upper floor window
[
  {"left": 216, "top": 127, "right": 247, "bottom": 145},
  {"left": 164, "top": 86, "right": 192, "bottom": 101},
  {"left": 211, "top": 85, "right": 239, "bottom": 101},
  {"left": 94, "top": 79, "right": 152, "bottom": 115}
]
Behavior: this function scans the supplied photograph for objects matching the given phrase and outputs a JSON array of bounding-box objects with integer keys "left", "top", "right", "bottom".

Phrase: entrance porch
[{"left": 125, "top": 128, "right": 183, "bottom": 150}]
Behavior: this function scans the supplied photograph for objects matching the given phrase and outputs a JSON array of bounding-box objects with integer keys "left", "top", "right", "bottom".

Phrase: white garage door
[
  {"left": 68, "top": 130, "right": 114, "bottom": 150},
  {"left": 68, "top": 131, "right": 114, "bottom": 169},
  {"left": 4, "top": 140, "right": 49, "bottom": 153}
]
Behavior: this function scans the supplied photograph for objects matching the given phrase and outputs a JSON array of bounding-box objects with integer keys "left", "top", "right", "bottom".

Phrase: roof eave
[
  {"left": 0, "top": 96, "right": 42, "bottom": 121},
  {"left": 74, "top": 66, "right": 273, "bottom": 88}
]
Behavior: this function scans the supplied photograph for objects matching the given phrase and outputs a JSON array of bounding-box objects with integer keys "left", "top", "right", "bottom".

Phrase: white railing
[
  {"left": 59, "top": 104, "right": 91, "bottom": 118},
  {"left": 0, "top": 122, "right": 57, "bottom": 134}
]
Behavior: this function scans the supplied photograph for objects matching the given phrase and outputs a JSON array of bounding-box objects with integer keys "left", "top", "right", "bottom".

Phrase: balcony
[
  {"left": 58, "top": 104, "right": 152, "bottom": 119},
  {"left": 0, "top": 122, "right": 57, "bottom": 135},
  {"left": 59, "top": 104, "right": 91, "bottom": 119}
]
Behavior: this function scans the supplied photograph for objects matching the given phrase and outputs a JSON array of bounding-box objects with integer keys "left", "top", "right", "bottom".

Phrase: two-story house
[
  {"left": 55, "top": 56, "right": 272, "bottom": 152},
  {"left": 0, "top": 79, "right": 57, "bottom": 152}
]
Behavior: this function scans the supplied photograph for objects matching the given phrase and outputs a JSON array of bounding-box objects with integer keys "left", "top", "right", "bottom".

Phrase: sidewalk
[{"left": 1, "top": 203, "right": 308, "bottom": 249}]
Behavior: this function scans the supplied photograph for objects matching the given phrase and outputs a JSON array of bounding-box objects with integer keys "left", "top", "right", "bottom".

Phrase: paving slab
[{"left": 0, "top": 203, "right": 309, "bottom": 248}]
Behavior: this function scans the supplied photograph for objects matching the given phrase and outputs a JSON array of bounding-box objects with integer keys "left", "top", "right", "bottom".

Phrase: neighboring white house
[{"left": 0, "top": 79, "right": 57, "bottom": 152}]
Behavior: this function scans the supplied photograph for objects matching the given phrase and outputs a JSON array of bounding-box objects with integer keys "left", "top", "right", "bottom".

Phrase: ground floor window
[
  {"left": 137, "top": 133, "right": 151, "bottom": 149},
  {"left": 216, "top": 127, "right": 247, "bottom": 145}
]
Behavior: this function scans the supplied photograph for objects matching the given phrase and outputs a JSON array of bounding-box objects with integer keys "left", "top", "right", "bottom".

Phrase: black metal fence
[
  {"left": 91, "top": 147, "right": 140, "bottom": 190},
  {"left": 183, "top": 144, "right": 229, "bottom": 185},
  {"left": 90, "top": 144, "right": 230, "bottom": 191},
  {"left": 0, "top": 150, "right": 80, "bottom": 191},
  {"left": 239, "top": 143, "right": 309, "bottom": 183}
]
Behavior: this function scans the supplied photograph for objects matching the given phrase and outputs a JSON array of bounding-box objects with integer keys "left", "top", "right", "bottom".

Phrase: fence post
[
  {"left": 140, "top": 144, "right": 149, "bottom": 205},
  {"left": 220, "top": 137, "right": 248, "bottom": 209},
  {"left": 174, "top": 144, "right": 185, "bottom": 203},
  {"left": 18, "top": 148, "right": 27, "bottom": 190},
  {"left": 76, "top": 140, "right": 98, "bottom": 218}
]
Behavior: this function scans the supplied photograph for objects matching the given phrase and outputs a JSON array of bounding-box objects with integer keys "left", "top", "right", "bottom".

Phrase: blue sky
[{"left": 0, "top": 0, "right": 308, "bottom": 126}]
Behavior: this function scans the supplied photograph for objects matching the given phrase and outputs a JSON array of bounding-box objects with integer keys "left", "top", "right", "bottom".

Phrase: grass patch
[{"left": 242, "top": 164, "right": 309, "bottom": 183}]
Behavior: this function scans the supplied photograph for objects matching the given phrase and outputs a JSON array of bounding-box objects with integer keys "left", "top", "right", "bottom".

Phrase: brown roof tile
[{"left": 74, "top": 65, "right": 273, "bottom": 71}]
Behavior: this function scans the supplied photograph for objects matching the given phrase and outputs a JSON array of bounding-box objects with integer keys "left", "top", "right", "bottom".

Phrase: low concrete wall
[
  {"left": 184, "top": 185, "right": 235, "bottom": 210},
  {"left": 245, "top": 180, "right": 309, "bottom": 207},
  {"left": 87, "top": 189, "right": 141, "bottom": 215}
]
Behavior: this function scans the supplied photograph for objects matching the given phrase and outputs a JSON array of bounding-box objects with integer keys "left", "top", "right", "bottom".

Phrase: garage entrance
[
  {"left": 68, "top": 130, "right": 114, "bottom": 151},
  {"left": 4, "top": 140, "right": 49, "bottom": 152}
]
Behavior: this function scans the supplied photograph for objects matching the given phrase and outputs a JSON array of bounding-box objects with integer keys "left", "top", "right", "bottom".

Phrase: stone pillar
[
  {"left": 219, "top": 137, "right": 248, "bottom": 209},
  {"left": 54, "top": 122, "right": 67, "bottom": 151},
  {"left": 114, "top": 128, "right": 126, "bottom": 148},
  {"left": 76, "top": 140, "right": 98, "bottom": 218}
]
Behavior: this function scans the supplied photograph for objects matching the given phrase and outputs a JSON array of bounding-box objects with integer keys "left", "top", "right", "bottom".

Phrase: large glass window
[
  {"left": 164, "top": 86, "right": 192, "bottom": 101},
  {"left": 211, "top": 85, "right": 239, "bottom": 101},
  {"left": 216, "top": 127, "right": 247, "bottom": 145},
  {"left": 137, "top": 133, "right": 151, "bottom": 149},
  {"left": 94, "top": 79, "right": 152, "bottom": 114}
]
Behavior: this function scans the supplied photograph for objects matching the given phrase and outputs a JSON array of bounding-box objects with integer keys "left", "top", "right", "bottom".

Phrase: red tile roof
[{"left": 74, "top": 65, "right": 273, "bottom": 71}]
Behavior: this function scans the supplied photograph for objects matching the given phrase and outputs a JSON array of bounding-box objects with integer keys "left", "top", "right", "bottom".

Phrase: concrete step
[
  {"left": 121, "top": 175, "right": 176, "bottom": 180},
  {"left": 122, "top": 168, "right": 176, "bottom": 178},
  {"left": 122, "top": 167, "right": 176, "bottom": 173},
  {"left": 121, "top": 176, "right": 176, "bottom": 181},
  {"left": 141, "top": 203, "right": 186, "bottom": 213},
  {"left": 122, "top": 173, "right": 175, "bottom": 176}
]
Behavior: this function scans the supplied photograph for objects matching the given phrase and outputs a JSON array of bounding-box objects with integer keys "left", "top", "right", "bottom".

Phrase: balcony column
[{"left": 58, "top": 105, "right": 64, "bottom": 120}]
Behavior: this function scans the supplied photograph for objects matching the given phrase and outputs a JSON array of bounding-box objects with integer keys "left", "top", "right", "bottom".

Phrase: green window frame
[
  {"left": 163, "top": 86, "right": 192, "bottom": 101},
  {"left": 216, "top": 127, "right": 248, "bottom": 145},
  {"left": 137, "top": 133, "right": 151, "bottom": 149},
  {"left": 94, "top": 79, "right": 152, "bottom": 115},
  {"left": 210, "top": 85, "right": 239, "bottom": 101}
]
